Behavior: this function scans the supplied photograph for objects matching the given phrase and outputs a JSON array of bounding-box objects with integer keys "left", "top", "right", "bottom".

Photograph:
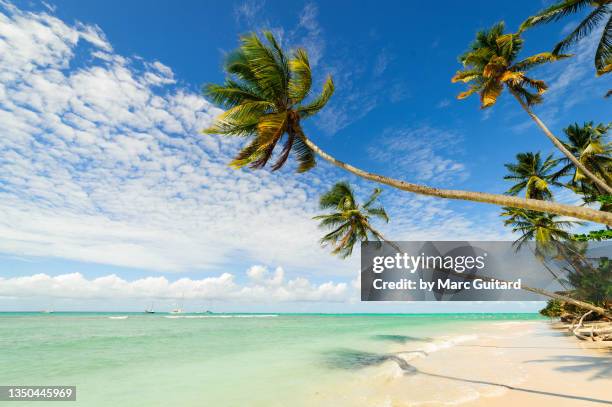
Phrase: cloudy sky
[{"left": 0, "top": 0, "right": 609, "bottom": 312}]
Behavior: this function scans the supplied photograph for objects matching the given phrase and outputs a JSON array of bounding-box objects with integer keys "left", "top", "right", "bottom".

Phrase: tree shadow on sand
[
  {"left": 527, "top": 354, "right": 612, "bottom": 381},
  {"left": 322, "top": 348, "right": 612, "bottom": 405},
  {"left": 370, "top": 335, "right": 433, "bottom": 344}
]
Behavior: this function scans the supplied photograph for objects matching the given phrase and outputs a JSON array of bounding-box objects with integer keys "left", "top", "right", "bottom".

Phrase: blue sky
[{"left": 0, "top": 0, "right": 609, "bottom": 312}]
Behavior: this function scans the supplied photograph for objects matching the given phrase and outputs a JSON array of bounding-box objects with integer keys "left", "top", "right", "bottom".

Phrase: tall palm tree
[
  {"left": 452, "top": 22, "right": 612, "bottom": 195},
  {"left": 313, "top": 182, "right": 396, "bottom": 257},
  {"left": 504, "top": 152, "right": 564, "bottom": 200},
  {"left": 519, "top": 0, "right": 612, "bottom": 76},
  {"left": 203, "top": 31, "right": 612, "bottom": 225},
  {"left": 557, "top": 122, "right": 612, "bottom": 193}
]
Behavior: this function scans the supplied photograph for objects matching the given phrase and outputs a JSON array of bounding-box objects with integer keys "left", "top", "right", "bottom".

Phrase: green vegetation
[
  {"left": 453, "top": 22, "right": 612, "bottom": 194},
  {"left": 202, "top": 31, "right": 333, "bottom": 172},
  {"left": 204, "top": 5, "right": 612, "bottom": 318},
  {"left": 520, "top": 0, "right": 612, "bottom": 76},
  {"left": 314, "top": 182, "right": 391, "bottom": 258},
  {"left": 503, "top": 152, "right": 563, "bottom": 200},
  {"left": 204, "top": 31, "right": 612, "bottom": 224}
]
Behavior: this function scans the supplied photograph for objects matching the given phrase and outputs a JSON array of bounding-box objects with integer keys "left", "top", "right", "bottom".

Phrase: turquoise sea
[{"left": 0, "top": 313, "right": 542, "bottom": 406}]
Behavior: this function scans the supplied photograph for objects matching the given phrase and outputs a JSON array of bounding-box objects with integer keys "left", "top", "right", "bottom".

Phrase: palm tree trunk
[
  {"left": 299, "top": 134, "right": 612, "bottom": 225},
  {"left": 365, "top": 223, "right": 402, "bottom": 253},
  {"left": 456, "top": 268, "right": 610, "bottom": 317},
  {"left": 510, "top": 89, "right": 612, "bottom": 195},
  {"left": 522, "top": 286, "right": 611, "bottom": 319}
]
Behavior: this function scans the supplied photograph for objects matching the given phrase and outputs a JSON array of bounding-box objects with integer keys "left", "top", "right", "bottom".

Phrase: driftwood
[
  {"left": 572, "top": 311, "right": 593, "bottom": 340},
  {"left": 569, "top": 312, "right": 612, "bottom": 341}
]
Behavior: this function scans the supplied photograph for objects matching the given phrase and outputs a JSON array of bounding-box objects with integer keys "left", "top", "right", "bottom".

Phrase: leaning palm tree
[
  {"left": 452, "top": 22, "right": 612, "bottom": 195},
  {"left": 504, "top": 152, "right": 564, "bottom": 200},
  {"left": 557, "top": 122, "right": 612, "bottom": 193},
  {"left": 519, "top": 0, "right": 612, "bottom": 76},
  {"left": 203, "top": 31, "right": 612, "bottom": 225},
  {"left": 314, "top": 182, "right": 396, "bottom": 257}
]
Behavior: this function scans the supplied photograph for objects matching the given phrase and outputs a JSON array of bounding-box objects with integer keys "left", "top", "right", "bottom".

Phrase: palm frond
[
  {"left": 319, "top": 182, "right": 354, "bottom": 209},
  {"left": 595, "top": 15, "right": 612, "bottom": 75},
  {"left": 288, "top": 48, "right": 312, "bottom": 103},
  {"left": 457, "top": 85, "right": 480, "bottom": 100},
  {"left": 363, "top": 188, "right": 382, "bottom": 209},
  {"left": 520, "top": 0, "right": 592, "bottom": 31},
  {"left": 553, "top": 5, "right": 610, "bottom": 54},
  {"left": 203, "top": 119, "right": 258, "bottom": 137},
  {"left": 480, "top": 80, "right": 503, "bottom": 108},
  {"left": 256, "top": 112, "right": 287, "bottom": 148},
  {"left": 203, "top": 80, "right": 265, "bottom": 108},
  {"left": 292, "top": 135, "right": 316, "bottom": 172},
  {"left": 229, "top": 139, "right": 262, "bottom": 169},
  {"left": 451, "top": 69, "right": 481, "bottom": 83},
  {"left": 240, "top": 33, "right": 287, "bottom": 101},
  {"left": 510, "top": 86, "right": 543, "bottom": 106},
  {"left": 514, "top": 52, "right": 571, "bottom": 71},
  {"left": 219, "top": 101, "right": 276, "bottom": 123},
  {"left": 366, "top": 206, "right": 389, "bottom": 222},
  {"left": 297, "top": 75, "right": 334, "bottom": 118}
]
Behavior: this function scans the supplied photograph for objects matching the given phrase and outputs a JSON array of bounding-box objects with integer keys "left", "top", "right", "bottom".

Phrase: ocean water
[{"left": 0, "top": 313, "right": 542, "bottom": 406}]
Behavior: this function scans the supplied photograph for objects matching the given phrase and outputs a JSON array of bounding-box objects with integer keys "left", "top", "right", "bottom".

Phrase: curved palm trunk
[
  {"left": 458, "top": 269, "right": 610, "bottom": 317},
  {"left": 510, "top": 89, "right": 612, "bottom": 195},
  {"left": 300, "top": 134, "right": 612, "bottom": 225},
  {"left": 365, "top": 223, "right": 402, "bottom": 253}
]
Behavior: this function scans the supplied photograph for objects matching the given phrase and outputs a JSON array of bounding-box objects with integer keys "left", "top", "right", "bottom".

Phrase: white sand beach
[{"left": 312, "top": 320, "right": 611, "bottom": 406}]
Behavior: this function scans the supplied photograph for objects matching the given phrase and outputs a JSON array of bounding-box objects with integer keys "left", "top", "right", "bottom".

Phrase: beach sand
[
  {"left": 313, "top": 320, "right": 612, "bottom": 406},
  {"left": 462, "top": 321, "right": 611, "bottom": 407}
]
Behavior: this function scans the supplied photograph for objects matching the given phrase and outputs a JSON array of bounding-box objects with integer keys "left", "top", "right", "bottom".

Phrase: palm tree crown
[
  {"left": 203, "top": 31, "right": 334, "bottom": 172},
  {"left": 452, "top": 22, "right": 569, "bottom": 108},
  {"left": 502, "top": 207, "right": 579, "bottom": 255},
  {"left": 314, "top": 182, "right": 390, "bottom": 258},
  {"left": 558, "top": 122, "right": 612, "bottom": 188},
  {"left": 520, "top": 0, "right": 612, "bottom": 76},
  {"left": 504, "top": 152, "right": 564, "bottom": 200}
]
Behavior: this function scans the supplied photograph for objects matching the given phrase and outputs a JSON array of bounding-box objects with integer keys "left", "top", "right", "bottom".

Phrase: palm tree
[
  {"left": 314, "top": 182, "right": 396, "bottom": 257},
  {"left": 519, "top": 0, "right": 612, "bottom": 76},
  {"left": 501, "top": 207, "right": 580, "bottom": 289},
  {"left": 504, "top": 152, "right": 564, "bottom": 200},
  {"left": 203, "top": 31, "right": 612, "bottom": 225},
  {"left": 557, "top": 122, "right": 612, "bottom": 193},
  {"left": 452, "top": 22, "right": 612, "bottom": 195},
  {"left": 502, "top": 207, "right": 578, "bottom": 254}
]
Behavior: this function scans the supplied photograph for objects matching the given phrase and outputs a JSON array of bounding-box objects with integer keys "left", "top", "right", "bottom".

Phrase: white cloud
[
  {"left": 233, "top": 0, "right": 266, "bottom": 26},
  {"left": 0, "top": 2, "right": 355, "bottom": 273},
  {"left": 293, "top": 2, "right": 325, "bottom": 67},
  {"left": 373, "top": 49, "right": 393, "bottom": 77},
  {"left": 367, "top": 125, "right": 470, "bottom": 185},
  {"left": 436, "top": 98, "right": 451, "bottom": 108},
  {"left": 0, "top": 268, "right": 349, "bottom": 302},
  {"left": 0, "top": 1, "right": 512, "bottom": 282}
]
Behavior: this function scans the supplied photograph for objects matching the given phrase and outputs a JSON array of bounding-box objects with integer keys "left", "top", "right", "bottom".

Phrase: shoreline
[{"left": 313, "top": 319, "right": 611, "bottom": 406}]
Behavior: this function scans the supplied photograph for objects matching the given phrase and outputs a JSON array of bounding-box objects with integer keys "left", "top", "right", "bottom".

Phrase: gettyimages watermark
[{"left": 360, "top": 241, "right": 611, "bottom": 301}]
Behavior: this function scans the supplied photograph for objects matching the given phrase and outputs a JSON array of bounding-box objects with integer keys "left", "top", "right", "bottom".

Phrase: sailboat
[
  {"left": 144, "top": 302, "right": 155, "bottom": 314},
  {"left": 170, "top": 295, "right": 184, "bottom": 314}
]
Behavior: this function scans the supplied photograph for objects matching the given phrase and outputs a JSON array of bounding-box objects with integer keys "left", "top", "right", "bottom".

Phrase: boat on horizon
[{"left": 170, "top": 296, "right": 184, "bottom": 314}]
